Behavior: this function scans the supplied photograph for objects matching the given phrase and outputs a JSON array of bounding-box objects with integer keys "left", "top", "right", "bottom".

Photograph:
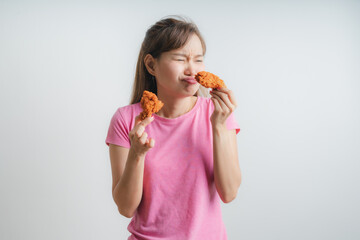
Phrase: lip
[{"left": 182, "top": 77, "right": 197, "bottom": 84}]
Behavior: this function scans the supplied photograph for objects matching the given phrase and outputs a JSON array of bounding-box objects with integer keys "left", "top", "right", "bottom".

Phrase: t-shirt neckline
[{"left": 152, "top": 96, "right": 201, "bottom": 124}]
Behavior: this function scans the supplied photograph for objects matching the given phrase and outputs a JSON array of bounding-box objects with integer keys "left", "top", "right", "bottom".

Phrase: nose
[{"left": 184, "top": 61, "right": 197, "bottom": 76}]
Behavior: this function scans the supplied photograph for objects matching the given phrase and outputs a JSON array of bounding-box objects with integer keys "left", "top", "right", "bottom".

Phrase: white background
[{"left": 1, "top": 0, "right": 359, "bottom": 239}]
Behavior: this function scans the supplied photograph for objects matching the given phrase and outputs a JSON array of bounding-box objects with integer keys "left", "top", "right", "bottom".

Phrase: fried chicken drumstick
[
  {"left": 139, "top": 90, "right": 164, "bottom": 120},
  {"left": 195, "top": 71, "right": 226, "bottom": 89}
]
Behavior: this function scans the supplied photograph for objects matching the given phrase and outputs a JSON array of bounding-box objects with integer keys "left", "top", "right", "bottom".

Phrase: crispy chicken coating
[
  {"left": 139, "top": 90, "right": 164, "bottom": 120},
  {"left": 195, "top": 71, "right": 226, "bottom": 89}
]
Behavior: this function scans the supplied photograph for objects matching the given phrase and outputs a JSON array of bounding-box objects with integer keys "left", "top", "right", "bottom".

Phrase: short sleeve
[
  {"left": 226, "top": 112, "right": 241, "bottom": 135},
  {"left": 209, "top": 97, "right": 241, "bottom": 135},
  {"left": 105, "top": 108, "right": 131, "bottom": 148}
]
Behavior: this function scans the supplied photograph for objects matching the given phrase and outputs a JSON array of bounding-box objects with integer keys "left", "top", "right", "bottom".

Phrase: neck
[{"left": 155, "top": 94, "right": 197, "bottom": 119}]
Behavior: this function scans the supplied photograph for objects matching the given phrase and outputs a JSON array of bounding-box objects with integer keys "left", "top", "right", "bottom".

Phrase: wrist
[
  {"left": 211, "top": 123, "right": 227, "bottom": 132},
  {"left": 129, "top": 147, "right": 146, "bottom": 161}
]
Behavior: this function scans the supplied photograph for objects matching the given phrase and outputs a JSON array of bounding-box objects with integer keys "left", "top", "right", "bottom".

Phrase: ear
[{"left": 144, "top": 54, "right": 157, "bottom": 76}]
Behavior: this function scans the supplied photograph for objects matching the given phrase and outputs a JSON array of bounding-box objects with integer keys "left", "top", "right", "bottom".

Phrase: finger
[
  {"left": 216, "top": 86, "right": 228, "bottom": 91},
  {"left": 211, "top": 91, "right": 231, "bottom": 106},
  {"left": 139, "top": 116, "right": 154, "bottom": 128},
  {"left": 135, "top": 115, "right": 142, "bottom": 126},
  {"left": 150, "top": 138, "right": 155, "bottom": 148},
  {"left": 139, "top": 131, "right": 148, "bottom": 144},
  {"left": 146, "top": 138, "right": 155, "bottom": 148},
  {"left": 211, "top": 93, "right": 230, "bottom": 112},
  {"left": 211, "top": 95, "right": 223, "bottom": 111},
  {"left": 135, "top": 125, "right": 145, "bottom": 138},
  {"left": 211, "top": 91, "right": 235, "bottom": 112},
  {"left": 213, "top": 88, "right": 237, "bottom": 107}
]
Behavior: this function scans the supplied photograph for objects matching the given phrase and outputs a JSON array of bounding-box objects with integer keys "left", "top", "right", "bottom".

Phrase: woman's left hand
[{"left": 210, "top": 87, "right": 237, "bottom": 128}]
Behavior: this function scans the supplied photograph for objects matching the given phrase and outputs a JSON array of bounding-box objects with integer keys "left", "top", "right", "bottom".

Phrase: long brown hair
[{"left": 129, "top": 15, "right": 209, "bottom": 104}]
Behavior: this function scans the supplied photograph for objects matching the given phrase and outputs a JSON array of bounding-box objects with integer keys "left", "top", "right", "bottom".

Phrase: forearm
[
  {"left": 113, "top": 149, "right": 145, "bottom": 218},
  {"left": 212, "top": 124, "right": 241, "bottom": 202}
]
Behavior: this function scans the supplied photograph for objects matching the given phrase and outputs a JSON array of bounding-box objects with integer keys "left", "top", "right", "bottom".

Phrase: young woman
[{"left": 106, "top": 15, "right": 241, "bottom": 240}]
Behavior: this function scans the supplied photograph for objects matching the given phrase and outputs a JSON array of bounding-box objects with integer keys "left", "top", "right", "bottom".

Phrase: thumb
[
  {"left": 141, "top": 116, "right": 155, "bottom": 127},
  {"left": 135, "top": 115, "right": 142, "bottom": 125}
]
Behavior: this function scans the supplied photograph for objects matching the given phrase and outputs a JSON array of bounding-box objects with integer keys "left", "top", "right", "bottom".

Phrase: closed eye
[{"left": 176, "top": 59, "right": 203, "bottom": 62}]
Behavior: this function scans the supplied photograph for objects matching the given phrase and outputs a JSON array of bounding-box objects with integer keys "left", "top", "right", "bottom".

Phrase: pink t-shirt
[{"left": 105, "top": 96, "right": 241, "bottom": 240}]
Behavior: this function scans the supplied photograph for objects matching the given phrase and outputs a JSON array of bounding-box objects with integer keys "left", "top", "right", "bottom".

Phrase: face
[{"left": 153, "top": 34, "right": 205, "bottom": 98}]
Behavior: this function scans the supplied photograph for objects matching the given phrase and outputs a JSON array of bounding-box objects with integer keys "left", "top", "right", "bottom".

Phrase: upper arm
[{"left": 109, "top": 144, "right": 130, "bottom": 194}]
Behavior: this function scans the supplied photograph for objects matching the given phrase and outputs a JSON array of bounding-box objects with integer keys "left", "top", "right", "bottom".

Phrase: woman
[{"left": 106, "top": 15, "right": 242, "bottom": 240}]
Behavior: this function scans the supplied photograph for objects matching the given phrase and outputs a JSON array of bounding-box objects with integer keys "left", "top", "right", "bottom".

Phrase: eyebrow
[{"left": 171, "top": 53, "right": 204, "bottom": 57}]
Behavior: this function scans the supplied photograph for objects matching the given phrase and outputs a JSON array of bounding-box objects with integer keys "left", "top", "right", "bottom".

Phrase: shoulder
[
  {"left": 197, "top": 96, "right": 214, "bottom": 111},
  {"left": 197, "top": 96, "right": 211, "bottom": 104},
  {"left": 113, "top": 102, "right": 142, "bottom": 123}
]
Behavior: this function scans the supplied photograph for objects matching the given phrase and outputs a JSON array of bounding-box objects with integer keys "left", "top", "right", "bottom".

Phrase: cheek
[
  {"left": 158, "top": 64, "right": 180, "bottom": 84},
  {"left": 198, "top": 62, "right": 205, "bottom": 71},
  {"left": 165, "top": 63, "right": 182, "bottom": 75}
]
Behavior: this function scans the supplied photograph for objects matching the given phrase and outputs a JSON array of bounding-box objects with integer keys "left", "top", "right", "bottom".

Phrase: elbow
[
  {"left": 114, "top": 197, "right": 134, "bottom": 218},
  {"left": 222, "top": 185, "right": 241, "bottom": 204},
  {"left": 222, "top": 193, "right": 237, "bottom": 204},
  {"left": 118, "top": 207, "right": 134, "bottom": 218},
  {"left": 122, "top": 212, "right": 134, "bottom": 219},
  {"left": 113, "top": 192, "right": 134, "bottom": 218},
  {"left": 220, "top": 173, "right": 242, "bottom": 203},
  {"left": 216, "top": 183, "right": 241, "bottom": 204}
]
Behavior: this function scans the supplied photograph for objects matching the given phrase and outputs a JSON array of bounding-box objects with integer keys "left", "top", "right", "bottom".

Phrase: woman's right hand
[{"left": 129, "top": 115, "right": 155, "bottom": 157}]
